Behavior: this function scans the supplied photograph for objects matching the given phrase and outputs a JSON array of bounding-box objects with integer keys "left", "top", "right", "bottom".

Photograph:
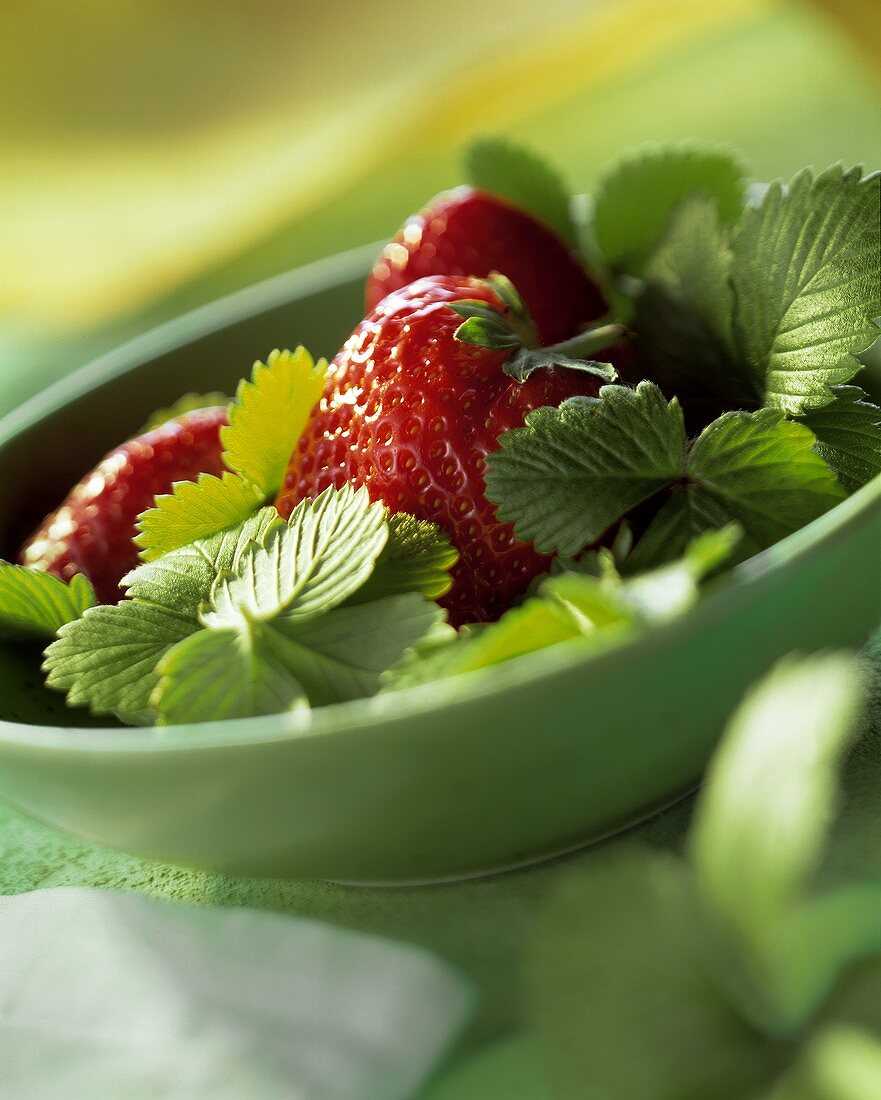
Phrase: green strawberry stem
[{"left": 547, "top": 323, "right": 625, "bottom": 361}]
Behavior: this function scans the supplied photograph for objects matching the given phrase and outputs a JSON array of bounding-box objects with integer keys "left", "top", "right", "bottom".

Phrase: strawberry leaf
[
  {"left": 686, "top": 410, "right": 845, "bottom": 531},
  {"left": 614, "top": 525, "right": 740, "bottom": 615},
  {"left": 170, "top": 490, "right": 453, "bottom": 718},
  {"left": 134, "top": 472, "right": 265, "bottom": 561},
  {"left": 799, "top": 385, "right": 881, "bottom": 492},
  {"left": 384, "top": 596, "right": 587, "bottom": 692},
  {"left": 43, "top": 509, "right": 285, "bottom": 723},
  {"left": 693, "top": 654, "right": 865, "bottom": 941},
  {"left": 628, "top": 410, "right": 844, "bottom": 570},
  {"left": 123, "top": 507, "right": 284, "bottom": 619},
  {"left": 465, "top": 138, "right": 575, "bottom": 245},
  {"left": 489, "top": 383, "right": 842, "bottom": 566},
  {"left": 526, "top": 654, "right": 879, "bottom": 1096},
  {"left": 485, "top": 382, "right": 688, "bottom": 555},
  {"left": 221, "top": 346, "right": 326, "bottom": 495},
  {"left": 635, "top": 194, "right": 750, "bottom": 409},
  {"left": 157, "top": 588, "right": 449, "bottom": 721},
  {"left": 203, "top": 486, "right": 387, "bottom": 629},
  {"left": 387, "top": 529, "right": 738, "bottom": 691},
  {"left": 134, "top": 345, "right": 325, "bottom": 560},
  {"left": 136, "top": 392, "right": 228, "bottom": 435},
  {"left": 592, "top": 142, "right": 747, "bottom": 275},
  {"left": 43, "top": 602, "right": 196, "bottom": 724},
  {"left": 0, "top": 564, "right": 96, "bottom": 641},
  {"left": 352, "top": 512, "right": 458, "bottom": 603},
  {"left": 153, "top": 627, "right": 308, "bottom": 724},
  {"left": 633, "top": 165, "right": 881, "bottom": 422},
  {"left": 732, "top": 166, "right": 880, "bottom": 414},
  {"left": 49, "top": 492, "right": 456, "bottom": 725},
  {"left": 265, "top": 594, "right": 450, "bottom": 707}
]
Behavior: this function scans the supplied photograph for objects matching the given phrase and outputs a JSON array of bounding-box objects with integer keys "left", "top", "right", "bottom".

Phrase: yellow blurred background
[{"left": 1, "top": 0, "right": 879, "bottom": 412}]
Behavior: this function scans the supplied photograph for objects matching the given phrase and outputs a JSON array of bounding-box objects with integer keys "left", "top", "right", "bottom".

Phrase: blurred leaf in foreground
[
  {"left": 691, "top": 654, "right": 874, "bottom": 1034},
  {"left": 527, "top": 652, "right": 881, "bottom": 1098}
]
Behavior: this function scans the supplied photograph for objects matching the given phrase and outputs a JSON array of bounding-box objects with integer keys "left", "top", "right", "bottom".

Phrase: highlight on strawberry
[{"left": 1, "top": 139, "right": 877, "bottom": 727}]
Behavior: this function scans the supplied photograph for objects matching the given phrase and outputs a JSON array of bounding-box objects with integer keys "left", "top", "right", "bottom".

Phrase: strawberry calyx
[
  {"left": 449, "top": 272, "right": 540, "bottom": 348},
  {"left": 450, "top": 273, "right": 620, "bottom": 385},
  {"left": 504, "top": 323, "right": 624, "bottom": 385}
]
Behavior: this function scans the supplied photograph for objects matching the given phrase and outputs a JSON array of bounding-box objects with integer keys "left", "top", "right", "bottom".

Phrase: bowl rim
[{"left": 1, "top": 255, "right": 878, "bottom": 755}]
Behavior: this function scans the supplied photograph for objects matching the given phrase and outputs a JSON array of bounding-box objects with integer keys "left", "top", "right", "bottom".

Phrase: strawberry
[
  {"left": 20, "top": 407, "right": 228, "bottom": 603},
  {"left": 277, "top": 275, "right": 617, "bottom": 625},
  {"left": 365, "top": 187, "right": 607, "bottom": 345}
]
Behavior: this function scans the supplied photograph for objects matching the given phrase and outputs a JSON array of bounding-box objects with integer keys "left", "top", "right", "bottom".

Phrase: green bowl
[{"left": 0, "top": 245, "right": 879, "bottom": 883}]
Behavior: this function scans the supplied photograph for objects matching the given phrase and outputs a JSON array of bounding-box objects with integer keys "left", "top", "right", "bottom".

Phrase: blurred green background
[{"left": 1, "top": 0, "right": 879, "bottom": 415}]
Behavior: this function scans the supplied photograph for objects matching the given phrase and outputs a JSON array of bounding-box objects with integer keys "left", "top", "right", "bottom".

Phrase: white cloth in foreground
[{"left": 0, "top": 887, "right": 473, "bottom": 1099}]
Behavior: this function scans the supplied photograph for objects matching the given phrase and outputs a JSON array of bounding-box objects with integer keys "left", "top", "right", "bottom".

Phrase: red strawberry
[
  {"left": 277, "top": 275, "right": 616, "bottom": 625},
  {"left": 365, "top": 187, "right": 607, "bottom": 345},
  {"left": 20, "top": 407, "right": 228, "bottom": 603}
]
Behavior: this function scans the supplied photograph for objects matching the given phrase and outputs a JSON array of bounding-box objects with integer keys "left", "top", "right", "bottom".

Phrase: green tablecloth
[{"left": 0, "top": 792, "right": 686, "bottom": 1047}]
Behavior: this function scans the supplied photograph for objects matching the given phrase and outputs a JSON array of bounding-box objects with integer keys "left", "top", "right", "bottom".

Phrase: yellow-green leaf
[
  {"left": 221, "top": 347, "right": 326, "bottom": 495},
  {"left": 134, "top": 472, "right": 265, "bottom": 562}
]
